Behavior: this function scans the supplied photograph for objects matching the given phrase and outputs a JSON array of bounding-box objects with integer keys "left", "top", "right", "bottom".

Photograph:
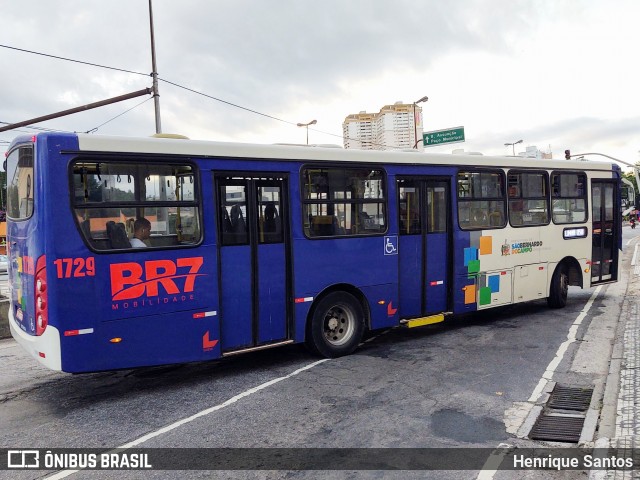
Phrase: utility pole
[{"left": 149, "top": 0, "right": 162, "bottom": 134}]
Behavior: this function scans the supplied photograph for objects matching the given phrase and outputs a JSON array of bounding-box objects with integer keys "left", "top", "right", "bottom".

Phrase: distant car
[{"left": 0, "top": 255, "right": 7, "bottom": 273}]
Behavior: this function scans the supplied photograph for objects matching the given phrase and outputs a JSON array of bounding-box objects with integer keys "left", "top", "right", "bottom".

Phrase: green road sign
[{"left": 423, "top": 127, "right": 465, "bottom": 146}]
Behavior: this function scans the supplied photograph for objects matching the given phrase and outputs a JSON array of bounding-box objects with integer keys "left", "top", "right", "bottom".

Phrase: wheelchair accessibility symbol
[{"left": 384, "top": 236, "right": 398, "bottom": 255}]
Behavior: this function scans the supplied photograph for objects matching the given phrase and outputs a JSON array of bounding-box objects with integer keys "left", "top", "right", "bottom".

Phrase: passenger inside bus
[
  {"left": 263, "top": 203, "right": 278, "bottom": 233},
  {"left": 130, "top": 217, "right": 151, "bottom": 248}
]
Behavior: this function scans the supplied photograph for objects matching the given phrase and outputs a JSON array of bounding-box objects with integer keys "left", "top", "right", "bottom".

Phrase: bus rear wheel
[
  {"left": 306, "top": 291, "right": 365, "bottom": 358},
  {"left": 547, "top": 265, "right": 569, "bottom": 308}
]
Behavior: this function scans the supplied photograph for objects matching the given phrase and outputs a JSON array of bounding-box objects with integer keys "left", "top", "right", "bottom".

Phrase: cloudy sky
[{"left": 1, "top": 0, "right": 639, "bottom": 167}]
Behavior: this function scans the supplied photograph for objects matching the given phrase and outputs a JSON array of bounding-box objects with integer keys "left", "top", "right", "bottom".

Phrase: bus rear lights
[
  {"left": 37, "top": 315, "right": 47, "bottom": 333},
  {"left": 34, "top": 256, "right": 48, "bottom": 336},
  {"left": 563, "top": 227, "right": 588, "bottom": 239},
  {"left": 38, "top": 351, "right": 46, "bottom": 358},
  {"left": 110, "top": 337, "right": 123, "bottom": 344}
]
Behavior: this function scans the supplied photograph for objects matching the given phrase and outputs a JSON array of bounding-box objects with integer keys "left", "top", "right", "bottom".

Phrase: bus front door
[
  {"left": 591, "top": 180, "right": 618, "bottom": 284},
  {"left": 398, "top": 178, "right": 451, "bottom": 317},
  {"left": 217, "top": 175, "right": 291, "bottom": 353}
]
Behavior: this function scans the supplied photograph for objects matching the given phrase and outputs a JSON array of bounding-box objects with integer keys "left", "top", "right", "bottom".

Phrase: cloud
[{"left": 1, "top": 0, "right": 639, "bottom": 165}]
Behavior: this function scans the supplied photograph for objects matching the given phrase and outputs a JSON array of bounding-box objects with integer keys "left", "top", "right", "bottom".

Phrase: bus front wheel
[
  {"left": 547, "top": 265, "right": 569, "bottom": 308},
  {"left": 306, "top": 291, "right": 365, "bottom": 358}
]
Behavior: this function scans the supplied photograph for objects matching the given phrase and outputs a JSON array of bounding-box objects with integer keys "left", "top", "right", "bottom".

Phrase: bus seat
[
  {"left": 106, "top": 221, "right": 131, "bottom": 249},
  {"left": 311, "top": 215, "right": 335, "bottom": 236},
  {"left": 221, "top": 207, "right": 233, "bottom": 233},
  {"left": 80, "top": 219, "right": 91, "bottom": 239},
  {"left": 489, "top": 211, "right": 504, "bottom": 226},
  {"left": 230, "top": 204, "right": 246, "bottom": 234}
]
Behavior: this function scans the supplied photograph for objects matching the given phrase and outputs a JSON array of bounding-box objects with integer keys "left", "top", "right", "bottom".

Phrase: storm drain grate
[
  {"left": 528, "top": 384, "right": 595, "bottom": 443},
  {"left": 548, "top": 385, "right": 593, "bottom": 411},
  {"left": 530, "top": 414, "right": 585, "bottom": 443}
]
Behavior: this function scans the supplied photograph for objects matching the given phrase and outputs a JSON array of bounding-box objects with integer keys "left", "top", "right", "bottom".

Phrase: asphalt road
[{"left": 0, "top": 227, "right": 636, "bottom": 479}]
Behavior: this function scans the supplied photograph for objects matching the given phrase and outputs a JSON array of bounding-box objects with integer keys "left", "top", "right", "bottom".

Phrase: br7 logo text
[{"left": 110, "top": 257, "right": 205, "bottom": 301}]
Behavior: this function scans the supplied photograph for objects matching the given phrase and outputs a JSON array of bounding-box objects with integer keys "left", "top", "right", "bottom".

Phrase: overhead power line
[
  {"left": 0, "top": 44, "right": 149, "bottom": 77},
  {"left": 0, "top": 43, "right": 399, "bottom": 149},
  {"left": 158, "top": 78, "right": 297, "bottom": 127},
  {"left": 85, "top": 96, "right": 153, "bottom": 134}
]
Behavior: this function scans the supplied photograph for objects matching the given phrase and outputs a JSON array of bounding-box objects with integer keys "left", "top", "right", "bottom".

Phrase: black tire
[
  {"left": 306, "top": 291, "right": 365, "bottom": 358},
  {"left": 547, "top": 265, "right": 569, "bottom": 308}
]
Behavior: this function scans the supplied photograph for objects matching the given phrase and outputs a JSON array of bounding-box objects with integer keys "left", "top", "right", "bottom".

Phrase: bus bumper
[{"left": 9, "top": 309, "right": 62, "bottom": 372}]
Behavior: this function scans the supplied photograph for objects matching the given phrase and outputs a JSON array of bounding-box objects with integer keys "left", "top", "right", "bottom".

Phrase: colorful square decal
[
  {"left": 468, "top": 260, "right": 480, "bottom": 274},
  {"left": 488, "top": 275, "right": 500, "bottom": 293},
  {"left": 479, "top": 236, "right": 492, "bottom": 255},
  {"left": 479, "top": 287, "right": 492, "bottom": 305},
  {"left": 464, "top": 247, "right": 478, "bottom": 267},
  {"left": 464, "top": 284, "right": 476, "bottom": 304}
]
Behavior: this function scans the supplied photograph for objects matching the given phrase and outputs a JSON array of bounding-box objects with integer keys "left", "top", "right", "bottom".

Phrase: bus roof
[{"left": 45, "top": 133, "right": 618, "bottom": 172}]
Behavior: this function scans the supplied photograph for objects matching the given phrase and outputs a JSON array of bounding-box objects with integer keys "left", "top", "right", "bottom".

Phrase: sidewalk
[{"left": 593, "top": 234, "right": 640, "bottom": 479}]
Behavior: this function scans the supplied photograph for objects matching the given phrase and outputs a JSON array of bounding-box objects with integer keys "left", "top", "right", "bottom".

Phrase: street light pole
[
  {"left": 504, "top": 139, "right": 523, "bottom": 156},
  {"left": 296, "top": 119, "right": 317, "bottom": 145},
  {"left": 413, "top": 96, "right": 428, "bottom": 149},
  {"left": 568, "top": 151, "right": 640, "bottom": 200},
  {"left": 149, "top": 0, "right": 162, "bottom": 134}
]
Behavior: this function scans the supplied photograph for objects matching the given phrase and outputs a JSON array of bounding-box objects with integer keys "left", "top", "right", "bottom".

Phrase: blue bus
[{"left": 5, "top": 133, "right": 621, "bottom": 373}]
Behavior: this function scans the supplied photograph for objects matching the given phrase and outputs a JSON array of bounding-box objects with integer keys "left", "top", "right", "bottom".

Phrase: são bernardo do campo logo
[{"left": 501, "top": 240, "right": 543, "bottom": 256}]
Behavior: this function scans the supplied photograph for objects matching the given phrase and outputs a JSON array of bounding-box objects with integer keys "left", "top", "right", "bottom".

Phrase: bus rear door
[
  {"left": 217, "top": 174, "right": 291, "bottom": 353},
  {"left": 591, "top": 179, "right": 618, "bottom": 284}
]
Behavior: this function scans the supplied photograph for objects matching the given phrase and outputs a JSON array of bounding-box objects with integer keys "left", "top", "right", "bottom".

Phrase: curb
[{"left": 0, "top": 299, "right": 9, "bottom": 340}]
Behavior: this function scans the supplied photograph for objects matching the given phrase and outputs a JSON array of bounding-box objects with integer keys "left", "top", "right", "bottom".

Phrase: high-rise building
[
  {"left": 343, "top": 112, "right": 375, "bottom": 150},
  {"left": 342, "top": 101, "right": 423, "bottom": 150}
]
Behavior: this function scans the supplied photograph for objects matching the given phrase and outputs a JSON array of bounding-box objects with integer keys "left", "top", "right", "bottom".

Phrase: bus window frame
[
  {"left": 456, "top": 168, "right": 507, "bottom": 231},
  {"left": 300, "top": 164, "right": 388, "bottom": 239},
  {"left": 6, "top": 144, "right": 36, "bottom": 222},
  {"left": 507, "top": 169, "right": 551, "bottom": 228},
  {"left": 68, "top": 156, "right": 204, "bottom": 253},
  {"left": 550, "top": 170, "right": 589, "bottom": 225}
]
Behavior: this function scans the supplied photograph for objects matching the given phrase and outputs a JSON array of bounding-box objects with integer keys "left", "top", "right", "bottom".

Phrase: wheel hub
[{"left": 327, "top": 317, "right": 339, "bottom": 330}]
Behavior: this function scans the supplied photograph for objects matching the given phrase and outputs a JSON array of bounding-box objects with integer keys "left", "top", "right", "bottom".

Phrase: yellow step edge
[{"left": 402, "top": 314, "right": 445, "bottom": 328}]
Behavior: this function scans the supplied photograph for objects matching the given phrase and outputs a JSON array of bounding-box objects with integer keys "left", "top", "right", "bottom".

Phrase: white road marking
[
  {"left": 45, "top": 358, "right": 329, "bottom": 479},
  {"left": 477, "top": 285, "right": 602, "bottom": 479},
  {"left": 528, "top": 285, "right": 601, "bottom": 403}
]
